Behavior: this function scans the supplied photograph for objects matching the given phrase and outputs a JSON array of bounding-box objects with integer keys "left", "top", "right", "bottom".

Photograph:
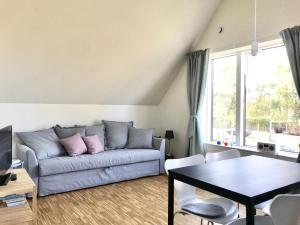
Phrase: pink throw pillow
[
  {"left": 82, "top": 135, "right": 104, "bottom": 154},
  {"left": 59, "top": 133, "right": 87, "bottom": 156}
]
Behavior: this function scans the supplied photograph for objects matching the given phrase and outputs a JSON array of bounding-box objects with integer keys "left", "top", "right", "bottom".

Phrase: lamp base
[{"left": 165, "top": 153, "right": 174, "bottom": 160}]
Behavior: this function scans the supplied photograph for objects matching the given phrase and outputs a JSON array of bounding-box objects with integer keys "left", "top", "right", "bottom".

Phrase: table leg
[
  {"left": 168, "top": 174, "right": 174, "bottom": 225},
  {"left": 32, "top": 186, "right": 37, "bottom": 225},
  {"left": 246, "top": 204, "right": 255, "bottom": 225}
]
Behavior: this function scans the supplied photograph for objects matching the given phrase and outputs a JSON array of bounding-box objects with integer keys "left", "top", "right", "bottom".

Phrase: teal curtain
[
  {"left": 186, "top": 49, "right": 209, "bottom": 156},
  {"left": 280, "top": 26, "right": 300, "bottom": 98}
]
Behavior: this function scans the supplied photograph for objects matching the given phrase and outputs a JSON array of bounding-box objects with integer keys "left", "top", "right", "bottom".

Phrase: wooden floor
[{"left": 35, "top": 175, "right": 251, "bottom": 225}]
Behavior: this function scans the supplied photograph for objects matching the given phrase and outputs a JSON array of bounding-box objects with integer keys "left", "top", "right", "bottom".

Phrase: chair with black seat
[
  {"left": 165, "top": 155, "right": 239, "bottom": 225},
  {"left": 205, "top": 149, "right": 242, "bottom": 216}
]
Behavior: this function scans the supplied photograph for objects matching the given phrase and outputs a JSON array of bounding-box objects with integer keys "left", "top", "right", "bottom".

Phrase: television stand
[
  {"left": 0, "top": 173, "right": 11, "bottom": 186},
  {"left": 0, "top": 169, "right": 37, "bottom": 225}
]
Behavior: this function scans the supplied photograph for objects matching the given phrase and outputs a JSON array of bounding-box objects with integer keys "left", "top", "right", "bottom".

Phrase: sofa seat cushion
[{"left": 39, "top": 149, "right": 160, "bottom": 176}]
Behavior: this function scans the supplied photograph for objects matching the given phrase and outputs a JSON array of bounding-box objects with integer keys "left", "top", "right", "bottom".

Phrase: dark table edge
[{"left": 169, "top": 170, "right": 300, "bottom": 205}]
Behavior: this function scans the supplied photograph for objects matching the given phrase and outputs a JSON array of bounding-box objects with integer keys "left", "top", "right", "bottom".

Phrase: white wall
[
  {"left": 0, "top": 1, "right": 223, "bottom": 158},
  {"left": 156, "top": 66, "right": 189, "bottom": 158},
  {"left": 158, "top": 0, "right": 300, "bottom": 157},
  {"left": 198, "top": 0, "right": 300, "bottom": 52},
  {"left": 0, "top": 0, "right": 221, "bottom": 105},
  {"left": 0, "top": 103, "right": 158, "bottom": 157}
]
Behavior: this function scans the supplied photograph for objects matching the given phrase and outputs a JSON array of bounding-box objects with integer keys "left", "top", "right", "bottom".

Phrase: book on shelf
[
  {"left": 11, "top": 159, "right": 23, "bottom": 169},
  {"left": 0, "top": 194, "right": 27, "bottom": 207},
  {"left": 0, "top": 194, "right": 25, "bottom": 201},
  {"left": 6, "top": 200, "right": 27, "bottom": 207},
  {"left": 12, "top": 162, "right": 22, "bottom": 167},
  {"left": 12, "top": 159, "right": 22, "bottom": 165},
  {"left": 5, "top": 197, "right": 26, "bottom": 204}
]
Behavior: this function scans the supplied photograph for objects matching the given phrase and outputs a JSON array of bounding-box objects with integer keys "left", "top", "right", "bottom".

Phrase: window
[
  {"left": 210, "top": 44, "right": 300, "bottom": 152},
  {"left": 211, "top": 56, "right": 237, "bottom": 144}
]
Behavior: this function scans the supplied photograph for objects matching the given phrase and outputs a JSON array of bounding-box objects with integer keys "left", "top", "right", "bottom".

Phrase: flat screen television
[{"left": 0, "top": 126, "right": 12, "bottom": 185}]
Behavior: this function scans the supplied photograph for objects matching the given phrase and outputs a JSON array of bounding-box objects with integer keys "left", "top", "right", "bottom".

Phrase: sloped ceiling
[{"left": 0, "top": 0, "right": 221, "bottom": 105}]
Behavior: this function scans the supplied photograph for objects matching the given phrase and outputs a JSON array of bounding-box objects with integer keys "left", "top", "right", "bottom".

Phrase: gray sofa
[{"left": 17, "top": 129, "right": 165, "bottom": 196}]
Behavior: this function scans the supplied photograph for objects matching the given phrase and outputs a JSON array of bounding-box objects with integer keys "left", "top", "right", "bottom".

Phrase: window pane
[
  {"left": 245, "top": 46, "right": 300, "bottom": 152},
  {"left": 212, "top": 56, "right": 237, "bottom": 144}
]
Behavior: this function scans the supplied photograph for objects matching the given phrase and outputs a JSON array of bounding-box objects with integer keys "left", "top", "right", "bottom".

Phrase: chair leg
[
  {"left": 174, "top": 210, "right": 211, "bottom": 225},
  {"left": 173, "top": 211, "right": 188, "bottom": 218}
]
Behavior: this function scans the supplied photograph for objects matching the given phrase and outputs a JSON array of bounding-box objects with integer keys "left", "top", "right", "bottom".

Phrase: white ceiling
[{"left": 0, "top": 0, "right": 221, "bottom": 105}]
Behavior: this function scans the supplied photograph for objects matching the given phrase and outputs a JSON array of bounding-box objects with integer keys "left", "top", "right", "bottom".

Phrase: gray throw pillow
[
  {"left": 127, "top": 127, "right": 154, "bottom": 149},
  {"left": 85, "top": 124, "right": 105, "bottom": 146},
  {"left": 16, "top": 128, "right": 65, "bottom": 160},
  {"left": 54, "top": 125, "right": 85, "bottom": 139},
  {"left": 102, "top": 120, "right": 133, "bottom": 149}
]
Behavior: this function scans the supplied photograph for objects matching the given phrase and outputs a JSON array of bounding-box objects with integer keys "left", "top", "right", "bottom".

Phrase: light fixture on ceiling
[
  {"left": 218, "top": 26, "right": 223, "bottom": 34},
  {"left": 251, "top": 0, "right": 259, "bottom": 56}
]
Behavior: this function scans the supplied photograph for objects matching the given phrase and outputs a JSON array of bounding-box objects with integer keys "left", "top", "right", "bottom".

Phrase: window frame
[
  {"left": 209, "top": 54, "right": 239, "bottom": 144},
  {"left": 208, "top": 39, "right": 293, "bottom": 148}
]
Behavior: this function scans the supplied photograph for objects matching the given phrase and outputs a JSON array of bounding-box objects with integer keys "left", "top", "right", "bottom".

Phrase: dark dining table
[{"left": 168, "top": 155, "right": 300, "bottom": 225}]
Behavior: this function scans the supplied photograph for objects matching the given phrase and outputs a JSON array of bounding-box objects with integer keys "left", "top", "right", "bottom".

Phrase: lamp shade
[{"left": 165, "top": 130, "right": 174, "bottom": 139}]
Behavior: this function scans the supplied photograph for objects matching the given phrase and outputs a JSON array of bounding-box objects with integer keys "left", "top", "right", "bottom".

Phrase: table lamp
[{"left": 165, "top": 130, "right": 174, "bottom": 156}]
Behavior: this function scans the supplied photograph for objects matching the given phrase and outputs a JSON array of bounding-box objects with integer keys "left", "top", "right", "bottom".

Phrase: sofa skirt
[{"left": 38, "top": 160, "right": 160, "bottom": 196}]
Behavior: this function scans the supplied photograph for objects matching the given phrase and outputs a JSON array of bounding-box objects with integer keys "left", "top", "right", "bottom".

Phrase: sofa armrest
[
  {"left": 153, "top": 137, "right": 165, "bottom": 173},
  {"left": 16, "top": 144, "right": 39, "bottom": 186}
]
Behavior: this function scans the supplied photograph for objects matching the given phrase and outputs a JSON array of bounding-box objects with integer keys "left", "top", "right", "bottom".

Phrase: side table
[{"left": 0, "top": 169, "right": 37, "bottom": 225}]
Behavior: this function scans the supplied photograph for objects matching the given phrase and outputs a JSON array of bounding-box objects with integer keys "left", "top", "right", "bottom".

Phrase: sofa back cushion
[
  {"left": 54, "top": 125, "right": 85, "bottom": 139},
  {"left": 59, "top": 133, "right": 87, "bottom": 157},
  {"left": 102, "top": 120, "right": 133, "bottom": 149},
  {"left": 127, "top": 128, "right": 154, "bottom": 149},
  {"left": 85, "top": 125, "right": 105, "bottom": 147},
  {"left": 16, "top": 128, "right": 65, "bottom": 160}
]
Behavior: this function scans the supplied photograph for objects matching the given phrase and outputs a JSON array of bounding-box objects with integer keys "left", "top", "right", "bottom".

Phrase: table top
[
  {"left": 0, "top": 169, "right": 35, "bottom": 197},
  {"left": 169, "top": 156, "right": 300, "bottom": 204}
]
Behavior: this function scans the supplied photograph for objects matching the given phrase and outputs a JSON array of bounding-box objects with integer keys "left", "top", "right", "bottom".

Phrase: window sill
[{"left": 205, "top": 142, "right": 299, "bottom": 161}]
